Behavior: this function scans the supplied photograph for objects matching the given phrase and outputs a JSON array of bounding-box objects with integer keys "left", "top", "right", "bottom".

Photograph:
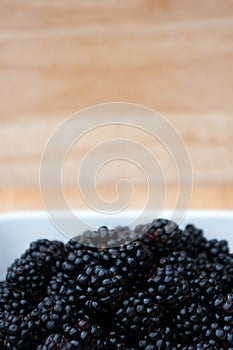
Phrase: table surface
[{"left": 0, "top": 0, "right": 232, "bottom": 212}]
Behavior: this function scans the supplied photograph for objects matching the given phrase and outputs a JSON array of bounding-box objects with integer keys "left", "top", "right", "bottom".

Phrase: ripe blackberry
[
  {"left": 114, "top": 291, "right": 163, "bottom": 341},
  {"left": 63, "top": 241, "right": 97, "bottom": 277},
  {"left": 196, "top": 251, "right": 233, "bottom": 291},
  {"left": 76, "top": 263, "right": 126, "bottom": 315},
  {"left": 62, "top": 309, "right": 104, "bottom": 349},
  {"left": 174, "top": 302, "right": 209, "bottom": 343},
  {"left": 202, "top": 240, "right": 233, "bottom": 290},
  {"left": 101, "top": 239, "right": 154, "bottom": 281},
  {"left": 0, "top": 281, "right": 34, "bottom": 316},
  {"left": 0, "top": 311, "right": 41, "bottom": 350},
  {"left": 37, "top": 295, "right": 73, "bottom": 334},
  {"left": 203, "top": 239, "right": 229, "bottom": 257},
  {"left": 37, "top": 333, "right": 75, "bottom": 350},
  {"left": 140, "top": 218, "right": 182, "bottom": 256},
  {"left": 159, "top": 251, "right": 198, "bottom": 281},
  {"left": 46, "top": 272, "right": 79, "bottom": 306},
  {"left": 180, "top": 224, "right": 206, "bottom": 255},
  {"left": 189, "top": 272, "right": 222, "bottom": 304},
  {"left": 147, "top": 265, "right": 189, "bottom": 305},
  {"left": 6, "top": 240, "right": 65, "bottom": 293}
]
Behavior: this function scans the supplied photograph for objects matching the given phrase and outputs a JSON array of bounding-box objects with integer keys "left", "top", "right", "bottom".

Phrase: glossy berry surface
[{"left": 0, "top": 219, "right": 233, "bottom": 349}]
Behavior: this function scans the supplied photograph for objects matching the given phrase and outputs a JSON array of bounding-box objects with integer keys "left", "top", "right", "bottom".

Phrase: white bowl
[{"left": 0, "top": 210, "right": 232, "bottom": 280}]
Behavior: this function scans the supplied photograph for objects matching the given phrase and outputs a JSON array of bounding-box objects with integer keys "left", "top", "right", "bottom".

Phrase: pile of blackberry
[{"left": 0, "top": 219, "right": 233, "bottom": 349}]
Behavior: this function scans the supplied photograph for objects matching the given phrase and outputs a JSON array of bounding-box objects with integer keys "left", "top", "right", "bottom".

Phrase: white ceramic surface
[{"left": 0, "top": 210, "right": 232, "bottom": 280}]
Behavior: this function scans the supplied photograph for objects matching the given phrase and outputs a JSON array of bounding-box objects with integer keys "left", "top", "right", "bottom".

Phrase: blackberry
[
  {"left": 159, "top": 251, "right": 198, "bottom": 280},
  {"left": 62, "top": 241, "right": 97, "bottom": 277},
  {"left": 114, "top": 291, "right": 163, "bottom": 341},
  {"left": 180, "top": 224, "right": 206, "bottom": 255},
  {"left": 147, "top": 265, "right": 189, "bottom": 305},
  {"left": 0, "top": 312, "right": 41, "bottom": 350},
  {"left": 37, "top": 333, "right": 75, "bottom": 350},
  {"left": 203, "top": 239, "right": 229, "bottom": 257},
  {"left": 174, "top": 303, "right": 209, "bottom": 343},
  {"left": 62, "top": 309, "right": 104, "bottom": 349},
  {"left": 189, "top": 271, "right": 222, "bottom": 304},
  {"left": 196, "top": 250, "right": 233, "bottom": 291},
  {"left": 140, "top": 218, "right": 182, "bottom": 255},
  {"left": 76, "top": 263, "right": 126, "bottom": 315},
  {"left": 6, "top": 240, "right": 65, "bottom": 292},
  {"left": 203, "top": 240, "right": 233, "bottom": 289},
  {"left": 36, "top": 295, "right": 73, "bottom": 335},
  {"left": 101, "top": 239, "right": 154, "bottom": 279},
  {"left": 46, "top": 272, "right": 79, "bottom": 306},
  {"left": 0, "top": 281, "right": 34, "bottom": 316}
]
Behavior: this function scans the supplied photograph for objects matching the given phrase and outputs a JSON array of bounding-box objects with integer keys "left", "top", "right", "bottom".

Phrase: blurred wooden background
[{"left": 0, "top": 0, "right": 233, "bottom": 212}]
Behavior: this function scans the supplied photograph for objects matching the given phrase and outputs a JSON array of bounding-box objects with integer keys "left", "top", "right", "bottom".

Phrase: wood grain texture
[
  {"left": 0, "top": 1, "right": 232, "bottom": 211},
  {"left": 0, "top": 185, "right": 233, "bottom": 212}
]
